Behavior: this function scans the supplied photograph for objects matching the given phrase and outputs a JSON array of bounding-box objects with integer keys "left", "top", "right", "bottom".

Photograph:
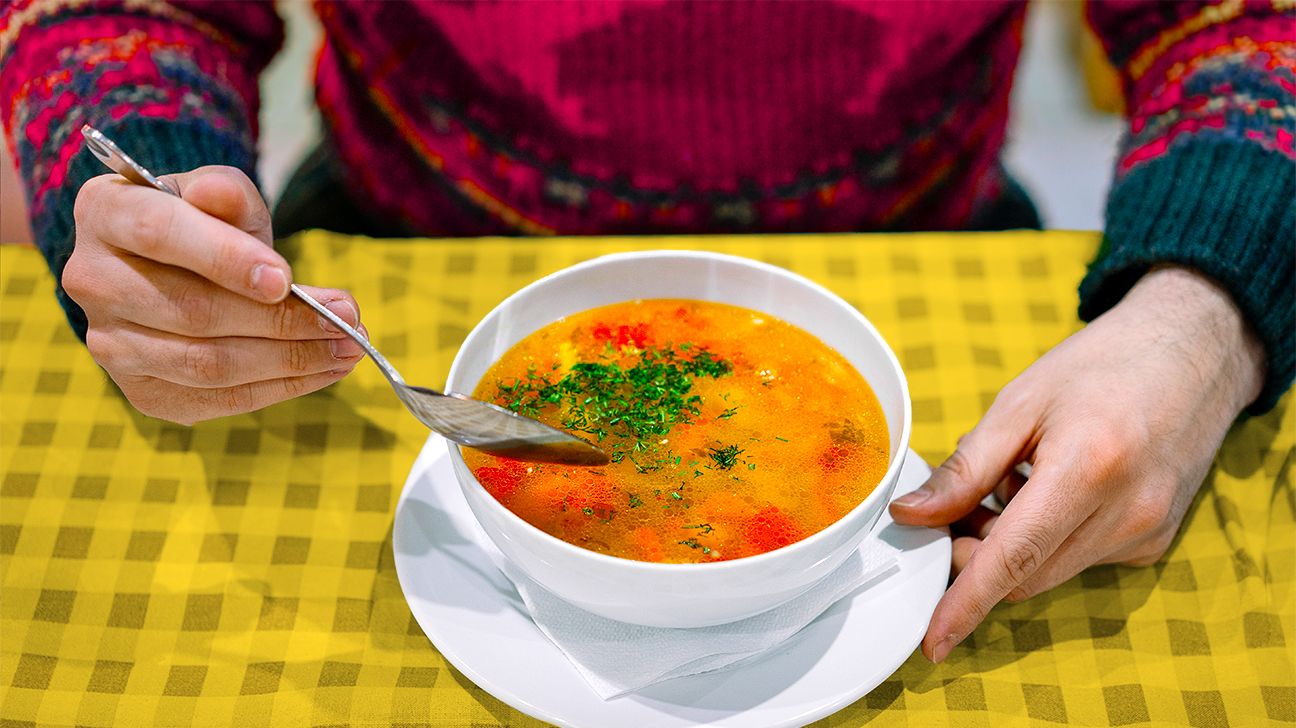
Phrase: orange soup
[{"left": 463, "top": 299, "right": 889, "bottom": 563}]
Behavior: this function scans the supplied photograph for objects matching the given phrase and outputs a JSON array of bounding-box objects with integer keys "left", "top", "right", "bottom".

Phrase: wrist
[{"left": 1121, "top": 265, "right": 1267, "bottom": 413}]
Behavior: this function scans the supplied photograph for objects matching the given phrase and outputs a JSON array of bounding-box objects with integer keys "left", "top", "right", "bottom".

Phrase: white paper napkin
[{"left": 494, "top": 539, "right": 900, "bottom": 699}]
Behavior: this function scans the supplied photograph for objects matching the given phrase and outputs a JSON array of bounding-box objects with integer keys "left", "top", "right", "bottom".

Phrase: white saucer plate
[{"left": 393, "top": 436, "right": 950, "bottom": 728}]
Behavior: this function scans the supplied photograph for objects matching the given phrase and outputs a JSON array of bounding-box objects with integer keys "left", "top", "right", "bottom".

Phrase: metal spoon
[{"left": 81, "top": 125, "right": 608, "bottom": 466}]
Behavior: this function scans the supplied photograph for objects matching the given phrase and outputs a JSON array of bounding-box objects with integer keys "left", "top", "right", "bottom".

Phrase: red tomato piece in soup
[
  {"left": 743, "top": 506, "right": 806, "bottom": 553},
  {"left": 591, "top": 321, "right": 650, "bottom": 348}
]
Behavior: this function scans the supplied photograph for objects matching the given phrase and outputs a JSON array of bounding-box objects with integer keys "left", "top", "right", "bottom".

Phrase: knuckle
[
  {"left": 1123, "top": 490, "right": 1174, "bottom": 537},
  {"left": 85, "top": 329, "right": 118, "bottom": 367},
  {"left": 183, "top": 340, "right": 231, "bottom": 385},
  {"left": 62, "top": 253, "right": 91, "bottom": 303},
  {"left": 270, "top": 300, "right": 300, "bottom": 338},
  {"left": 1079, "top": 427, "right": 1140, "bottom": 486},
  {"left": 130, "top": 202, "right": 177, "bottom": 256},
  {"left": 995, "top": 529, "right": 1051, "bottom": 584},
  {"left": 279, "top": 372, "right": 316, "bottom": 398},
  {"left": 73, "top": 175, "right": 112, "bottom": 223},
  {"left": 280, "top": 339, "right": 315, "bottom": 376},
  {"left": 991, "top": 383, "right": 1028, "bottom": 413},
  {"left": 169, "top": 282, "right": 218, "bottom": 332},
  {"left": 940, "top": 447, "right": 977, "bottom": 485},
  {"left": 209, "top": 165, "right": 254, "bottom": 186},
  {"left": 217, "top": 384, "right": 256, "bottom": 416},
  {"left": 124, "top": 387, "right": 176, "bottom": 423}
]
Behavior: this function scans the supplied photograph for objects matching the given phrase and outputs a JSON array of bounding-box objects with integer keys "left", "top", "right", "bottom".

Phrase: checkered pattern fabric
[{"left": 1, "top": 231, "right": 1291, "bottom": 727}]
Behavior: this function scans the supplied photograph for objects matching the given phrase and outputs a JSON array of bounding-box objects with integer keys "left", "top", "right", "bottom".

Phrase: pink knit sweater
[{"left": 2, "top": 0, "right": 1293, "bottom": 408}]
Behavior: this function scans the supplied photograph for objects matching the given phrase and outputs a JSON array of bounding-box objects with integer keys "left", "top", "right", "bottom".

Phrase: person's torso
[{"left": 312, "top": 0, "right": 1027, "bottom": 236}]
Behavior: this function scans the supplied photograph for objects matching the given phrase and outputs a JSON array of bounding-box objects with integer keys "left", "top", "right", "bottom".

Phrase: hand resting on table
[{"left": 890, "top": 266, "right": 1266, "bottom": 662}]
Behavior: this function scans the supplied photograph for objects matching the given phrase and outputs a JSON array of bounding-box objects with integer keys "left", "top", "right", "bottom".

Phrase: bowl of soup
[{"left": 445, "top": 251, "right": 911, "bottom": 628}]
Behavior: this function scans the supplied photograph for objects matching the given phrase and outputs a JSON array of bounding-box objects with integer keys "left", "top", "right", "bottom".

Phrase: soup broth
[{"left": 463, "top": 299, "right": 889, "bottom": 563}]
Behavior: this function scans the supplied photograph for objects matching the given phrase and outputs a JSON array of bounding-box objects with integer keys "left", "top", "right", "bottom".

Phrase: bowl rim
[{"left": 445, "top": 249, "right": 913, "bottom": 573}]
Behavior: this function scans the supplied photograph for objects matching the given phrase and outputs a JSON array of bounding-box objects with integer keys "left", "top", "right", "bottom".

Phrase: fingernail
[
  {"left": 250, "top": 264, "right": 288, "bottom": 301},
  {"left": 331, "top": 337, "right": 363, "bottom": 359},
  {"left": 321, "top": 300, "right": 357, "bottom": 333},
  {"left": 893, "top": 488, "right": 931, "bottom": 508},
  {"left": 930, "top": 634, "right": 960, "bottom": 663}
]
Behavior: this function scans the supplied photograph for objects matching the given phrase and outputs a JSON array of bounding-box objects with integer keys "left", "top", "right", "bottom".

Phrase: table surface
[{"left": 1, "top": 231, "right": 1291, "bottom": 727}]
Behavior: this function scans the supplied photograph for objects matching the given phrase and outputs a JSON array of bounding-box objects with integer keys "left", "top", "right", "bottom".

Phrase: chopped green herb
[
  {"left": 628, "top": 493, "right": 643, "bottom": 508},
  {"left": 717, "top": 406, "right": 740, "bottom": 420},
  {"left": 581, "top": 506, "right": 594, "bottom": 516},
  {"left": 494, "top": 345, "right": 731, "bottom": 450},
  {"left": 678, "top": 538, "right": 712, "bottom": 554},
  {"left": 708, "top": 444, "right": 745, "bottom": 470},
  {"left": 774, "top": 436, "right": 790, "bottom": 443},
  {"left": 682, "top": 523, "right": 714, "bottom": 534},
  {"left": 747, "top": 462, "right": 757, "bottom": 470}
]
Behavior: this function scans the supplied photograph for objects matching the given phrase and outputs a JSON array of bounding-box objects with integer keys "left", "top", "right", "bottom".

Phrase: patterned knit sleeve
[
  {"left": 1084, "top": 1, "right": 1295, "bottom": 414},
  {"left": 0, "top": 0, "right": 284, "bottom": 339}
]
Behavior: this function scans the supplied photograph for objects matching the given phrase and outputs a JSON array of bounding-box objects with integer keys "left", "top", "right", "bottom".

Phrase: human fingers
[
  {"left": 165, "top": 166, "right": 273, "bottom": 244},
  {"left": 1006, "top": 492, "right": 1181, "bottom": 601},
  {"left": 76, "top": 175, "right": 291, "bottom": 302},
  {"left": 950, "top": 505, "right": 998, "bottom": 541},
  {"left": 84, "top": 254, "right": 360, "bottom": 339},
  {"left": 993, "top": 465, "right": 1029, "bottom": 509},
  {"left": 113, "top": 369, "right": 353, "bottom": 425},
  {"left": 949, "top": 506, "right": 997, "bottom": 578},
  {"left": 890, "top": 387, "right": 1040, "bottom": 526},
  {"left": 921, "top": 461, "right": 1099, "bottom": 662},
  {"left": 950, "top": 536, "right": 982, "bottom": 581},
  {"left": 96, "top": 321, "right": 367, "bottom": 389}
]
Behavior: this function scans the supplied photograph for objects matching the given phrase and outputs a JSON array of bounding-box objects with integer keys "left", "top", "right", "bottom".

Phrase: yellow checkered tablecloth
[{"left": 0, "top": 231, "right": 1291, "bottom": 727}]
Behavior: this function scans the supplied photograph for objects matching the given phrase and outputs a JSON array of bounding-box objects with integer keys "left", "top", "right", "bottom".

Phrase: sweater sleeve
[
  {"left": 1083, "top": 1, "right": 1295, "bottom": 414},
  {"left": 0, "top": 0, "right": 284, "bottom": 340}
]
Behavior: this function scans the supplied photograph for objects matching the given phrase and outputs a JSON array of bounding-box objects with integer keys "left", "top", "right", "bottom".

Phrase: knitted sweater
[{"left": 2, "top": 1, "right": 1293, "bottom": 411}]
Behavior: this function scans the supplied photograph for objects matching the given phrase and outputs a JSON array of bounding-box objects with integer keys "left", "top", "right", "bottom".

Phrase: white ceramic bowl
[{"left": 445, "top": 251, "right": 911, "bottom": 628}]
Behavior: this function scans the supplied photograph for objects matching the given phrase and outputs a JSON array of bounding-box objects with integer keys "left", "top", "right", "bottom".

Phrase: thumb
[
  {"left": 165, "top": 166, "right": 273, "bottom": 245},
  {"left": 890, "top": 390, "right": 1038, "bottom": 526}
]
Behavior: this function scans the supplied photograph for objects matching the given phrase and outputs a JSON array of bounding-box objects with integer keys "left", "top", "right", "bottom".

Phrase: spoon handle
[
  {"left": 286, "top": 284, "right": 405, "bottom": 386},
  {"left": 81, "top": 124, "right": 408, "bottom": 388}
]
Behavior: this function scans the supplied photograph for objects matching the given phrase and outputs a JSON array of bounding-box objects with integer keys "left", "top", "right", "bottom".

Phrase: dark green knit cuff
[
  {"left": 1080, "top": 138, "right": 1295, "bottom": 414},
  {"left": 34, "top": 116, "right": 259, "bottom": 342}
]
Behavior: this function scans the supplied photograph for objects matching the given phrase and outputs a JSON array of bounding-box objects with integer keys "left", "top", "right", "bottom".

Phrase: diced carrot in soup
[
  {"left": 632, "top": 527, "right": 665, "bottom": 562},
  {"left": 463, "top": 299, "right": 889, "bottom": 564}
]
